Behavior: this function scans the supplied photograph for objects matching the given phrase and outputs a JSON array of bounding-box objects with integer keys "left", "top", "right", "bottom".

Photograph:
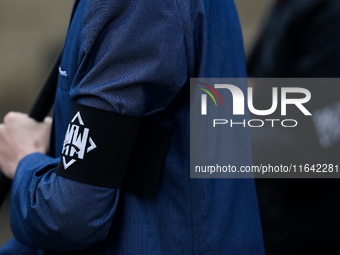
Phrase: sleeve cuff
[{"left": 13, "top": 153, "right": 59, "bottom": 189}]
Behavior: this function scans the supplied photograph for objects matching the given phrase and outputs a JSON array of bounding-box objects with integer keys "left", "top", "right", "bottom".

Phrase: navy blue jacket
[{"left": 1, "top": 0, "right": 264, "bottom": 254}]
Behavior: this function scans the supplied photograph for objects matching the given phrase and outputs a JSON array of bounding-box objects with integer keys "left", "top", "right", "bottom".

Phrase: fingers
[
  {"left": 3, "top": 112, "right": 53, "bottom": 130},
  {"left": 3, "top": 112, "right": 27, "bottom": 125},
  {"left": 0, "top": 111, "right": 53, "bottom": 179},
  {"left": 44, "top": 116, "right": 53, "bottom": 124}
]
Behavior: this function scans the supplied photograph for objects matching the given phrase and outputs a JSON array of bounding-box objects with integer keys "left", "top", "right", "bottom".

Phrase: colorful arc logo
[{"left": 198, "top": 82, "right": 222, "bottom": 115}]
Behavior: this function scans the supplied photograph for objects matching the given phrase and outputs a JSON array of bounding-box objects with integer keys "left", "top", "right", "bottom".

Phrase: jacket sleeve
[{"left": 10, "top": 153, "right": 119, "bottom": 252}]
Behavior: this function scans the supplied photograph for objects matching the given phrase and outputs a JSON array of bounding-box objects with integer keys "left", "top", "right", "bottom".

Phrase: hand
[{"left": 0, "top": 112, "right": 52, "bottom": 180}]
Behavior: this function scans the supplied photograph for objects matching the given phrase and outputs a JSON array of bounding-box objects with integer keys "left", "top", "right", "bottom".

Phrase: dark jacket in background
[{"left": 248, "top": 0, "right": 340, "bottom": 254}]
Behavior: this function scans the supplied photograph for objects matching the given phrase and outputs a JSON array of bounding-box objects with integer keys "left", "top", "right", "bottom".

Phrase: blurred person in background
[{"left": 248, "top": 0, "right": 340, "bottom": 254}]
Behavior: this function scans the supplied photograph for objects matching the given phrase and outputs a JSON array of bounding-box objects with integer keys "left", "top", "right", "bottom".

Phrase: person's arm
[
  {"left": 3, "top": 0, "right": 187, "bottom": 252},
  {"left": 0, "top": 113, "right": 119, "bottom": 252},
  {"left": 11, "top": 153, "right": 119, "bottom": 251}
]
